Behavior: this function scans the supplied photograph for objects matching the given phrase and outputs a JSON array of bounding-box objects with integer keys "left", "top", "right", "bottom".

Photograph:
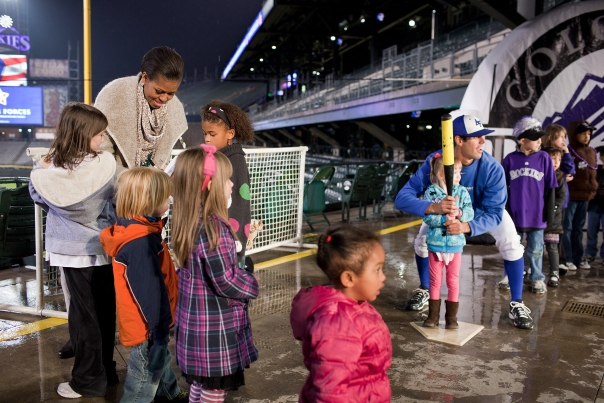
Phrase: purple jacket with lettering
[{"left": 502, "top": 150, "right": 557, "bottom": 231}]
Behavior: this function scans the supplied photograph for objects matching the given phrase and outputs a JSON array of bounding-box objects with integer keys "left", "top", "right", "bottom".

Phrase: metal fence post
[{"left": 34, "top": 204, "right": 44, "bottom": 312}]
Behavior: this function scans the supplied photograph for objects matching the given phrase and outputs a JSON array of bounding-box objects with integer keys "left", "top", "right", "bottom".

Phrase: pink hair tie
[
  {"left": 326, "top": 235, "right": 332, "bottom": 242},
  {"left": 199, "top": 144, "right": 217, "bottom": 191},
  {"left": 433, "top": 152, "right": 442, "bottom": 159}
]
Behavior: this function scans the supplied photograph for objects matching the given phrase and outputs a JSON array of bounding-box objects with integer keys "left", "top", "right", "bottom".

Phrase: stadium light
[
  {"left": 250, "top": 68, "right": 254, "bottom": 71},
  {"left": 409, "top": 19, "right": 416, "bottom": 27},
  {"left": 259, "top": 58, "right": 264, "bottom": 62},
  {"left": 360, "top": 16, "right": 366, "bottom": 23},
  {"left": 426, "top": 125, "right": 433, "bottom": 130},
  {"left": 221, "top": 0, "right": 274, "bottom": 80},
  {"left": 330, "top": 36, "right": 336, "bottom": 41},
  {"left": 377, "top": 12, "right": 385, "bottom": 22},
  {"left": 272, "top": 45, "right": 276, "bottom": 50}
]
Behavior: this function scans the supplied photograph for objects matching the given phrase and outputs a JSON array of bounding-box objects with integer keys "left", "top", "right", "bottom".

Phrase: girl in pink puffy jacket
[{"left": 290, "top": 225, "right": 392, "bottom": 403}]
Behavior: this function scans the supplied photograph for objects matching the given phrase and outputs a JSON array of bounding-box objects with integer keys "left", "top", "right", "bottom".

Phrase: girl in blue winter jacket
[{"left": 422, "top": 154, "right": 473, "bottom": 329}]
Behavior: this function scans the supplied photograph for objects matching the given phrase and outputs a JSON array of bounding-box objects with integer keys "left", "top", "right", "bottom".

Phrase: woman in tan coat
[{"left": 95, "top": 46, "right": 188, "bottom": 176}]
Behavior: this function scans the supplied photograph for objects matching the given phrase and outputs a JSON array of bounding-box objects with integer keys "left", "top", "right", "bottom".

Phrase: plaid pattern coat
[{"left": 175, "top": 214, "right": 259, "bottom": 378}]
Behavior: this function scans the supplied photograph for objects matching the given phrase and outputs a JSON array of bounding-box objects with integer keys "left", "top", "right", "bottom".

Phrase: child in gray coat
[{"left": 29, "top": 103, "right": 118, "bottom": 398}]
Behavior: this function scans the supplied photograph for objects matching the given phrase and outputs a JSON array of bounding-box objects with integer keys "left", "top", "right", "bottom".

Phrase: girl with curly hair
[{"left": 201, "top": 100, "right": 255, "bottom": 270}]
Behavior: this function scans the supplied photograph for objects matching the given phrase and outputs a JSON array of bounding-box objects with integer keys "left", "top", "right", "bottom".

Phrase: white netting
[{"left": 245, "top": 147, "right": 306, "bottom": 253}]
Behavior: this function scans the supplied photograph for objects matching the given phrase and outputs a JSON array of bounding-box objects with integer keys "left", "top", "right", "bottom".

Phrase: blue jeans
[
  {"left": 518, "top": 230, "right": 545, "bottom": 282},
  {"left": 562, "top": 200, "right": 588, "bottom": 265},
  {"left": 585, "top": 209, "right": 604, "bottom": 258},
  {"left": 121, "top": 340, "right": 181, "bottom": 403}
]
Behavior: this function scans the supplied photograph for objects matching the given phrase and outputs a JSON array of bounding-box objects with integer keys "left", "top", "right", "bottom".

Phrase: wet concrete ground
[{"left": 1, "top": 205, "right": 603, "bottom": 402}]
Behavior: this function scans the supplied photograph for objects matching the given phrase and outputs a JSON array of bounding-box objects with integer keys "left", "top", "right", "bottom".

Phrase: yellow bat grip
[{"left": 441, "top": 114, "right": 454, "bottom": 166}]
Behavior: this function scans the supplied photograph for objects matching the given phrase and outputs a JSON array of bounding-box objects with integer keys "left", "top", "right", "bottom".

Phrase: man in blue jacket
[{"left": 395, "top": 115, "right": 533, "bottom": 329}]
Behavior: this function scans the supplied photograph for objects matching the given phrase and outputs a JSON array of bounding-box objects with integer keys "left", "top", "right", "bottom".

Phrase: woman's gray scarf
[{"left": 135, "top": 79, "right": 168, "bottom": 166}]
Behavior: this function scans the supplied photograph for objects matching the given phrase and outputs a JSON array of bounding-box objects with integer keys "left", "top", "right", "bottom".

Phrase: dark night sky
[{"left": 27, "top": 0, "right": 264, "bottom": 97}]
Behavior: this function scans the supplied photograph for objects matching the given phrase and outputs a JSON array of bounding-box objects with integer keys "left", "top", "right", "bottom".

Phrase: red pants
[{"left": 428, "top": 252, "right": 461, "bottom": 302}]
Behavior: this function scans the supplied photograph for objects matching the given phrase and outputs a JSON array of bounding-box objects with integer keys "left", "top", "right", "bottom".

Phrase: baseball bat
[{"left": 441, "top": 114, "right": 454, "bottom": 197}]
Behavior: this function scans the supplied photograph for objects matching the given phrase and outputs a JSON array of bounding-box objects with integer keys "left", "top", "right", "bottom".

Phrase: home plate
[{"left": 410, "top": 321, "right": 484, "bottom": 346}]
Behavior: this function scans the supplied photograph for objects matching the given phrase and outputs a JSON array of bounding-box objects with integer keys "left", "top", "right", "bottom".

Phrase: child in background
[
  {"left": 290, "top": 225, "right": 391, "bottom": 402},
  {"left": 502, "top": 117, "right": 557, "bottom": 294},
  {"left": 100, "top": 168, "right": 187, "bottom": 403},
  {"left": 29, "top": 103, "right": 118, "bottom": 398},
  {"left": 564, "top": 120, "right": 598, "bottom": 270},
  {"left": 542, "top": 124, "right": 575, "bottom": 274},
  {"left": 542, "top": 147, "right": 566, "bottom": 287},
  {"left": 171, "top": 146, "right": 259, "bottom": 403},
  {"left": 422, "top": 155, "right": 473, "bottom": 329},
  {"left": 201, "top": 100, "right": 255, "bottom": 270},
  {"left": 584, "top": 147, "right": 604, "bottom": 265}
]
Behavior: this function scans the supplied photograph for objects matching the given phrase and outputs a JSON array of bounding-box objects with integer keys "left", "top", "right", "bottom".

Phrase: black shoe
[
  {"left": 547, "top": 271, "right": 560, "bottom": 287},
  {"left": 509, "top": 301, "right": 534, "bottom": 329},
  {"left": 153, "top": 390, "right": 189, "bottom": 403},
  {"left": 406, "top": 288, "right": 430, "bottom": 311},
  {"left": 58, "top": 340, "right": 74, "bottom": 359}
]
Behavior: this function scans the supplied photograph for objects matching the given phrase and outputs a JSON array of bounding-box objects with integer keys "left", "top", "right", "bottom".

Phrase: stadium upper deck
[{"left": 220, "top": 0, "right": 567, "bottom": 135}]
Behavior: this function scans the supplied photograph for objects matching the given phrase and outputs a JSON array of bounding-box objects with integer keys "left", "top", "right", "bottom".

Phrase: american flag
[{"left": 0, "top": 55, "right": 27, "bottom": 86}]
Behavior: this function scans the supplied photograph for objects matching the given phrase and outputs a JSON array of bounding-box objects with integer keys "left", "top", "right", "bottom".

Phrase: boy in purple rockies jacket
[{"left": 502, "top": 117, "right": 558, "bottom": 294}]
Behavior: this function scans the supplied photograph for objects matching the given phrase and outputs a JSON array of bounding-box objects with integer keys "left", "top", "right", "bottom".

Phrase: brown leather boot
[
  {"left": 422, "top": 299, "right": 441, "bottom": 328},
  {"left": 445, "top": 300, "right": 459, "bottom": 329}
]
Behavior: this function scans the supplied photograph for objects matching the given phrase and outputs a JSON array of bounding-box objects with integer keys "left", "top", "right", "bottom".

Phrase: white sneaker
[
  {"left": 498, "top": 275, "right": 510, "bottom": 290},
  {"left": 531, "top": 280, "right": 547, "bottom": 294},
  {"left": 566, "top": 262, "right": 577, "bottom": 271},
  {"left": 558, "top": 263, "right": 567, "bottom": 270},
  {"left": 578, "top": 260, "right": 591, "bottom": 269},
  {"left": 57, "top": 382, "right": 82, "bottom": 399}
]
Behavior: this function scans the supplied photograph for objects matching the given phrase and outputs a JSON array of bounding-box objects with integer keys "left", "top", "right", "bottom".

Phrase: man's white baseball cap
[{"left": 453, "top": 115, "right": 495, "bottom": 137}]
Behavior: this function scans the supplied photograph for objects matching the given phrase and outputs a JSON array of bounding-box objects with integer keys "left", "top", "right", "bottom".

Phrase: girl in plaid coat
[{"left": 171, "top": 146, "right": 259, "bottom": 403}]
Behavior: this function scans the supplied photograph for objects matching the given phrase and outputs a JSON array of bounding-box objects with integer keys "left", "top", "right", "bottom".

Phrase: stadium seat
[
  {"left": 303, "top": 165, "right": 335, "bottom": 231},
  {"left": 0, "top": 178, "right": 35, "bottom": 268},
  {"left": 341, "top": 164, "right": 376, "bottom": 222},
  {"left": 368, "top": 163, "right": 390, "bottom": 215},
  {"left": 377, "top": 160, "right": 422, "bottom": 216}
]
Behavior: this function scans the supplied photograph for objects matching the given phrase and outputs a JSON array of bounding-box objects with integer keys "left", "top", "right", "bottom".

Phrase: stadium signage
[
  {"left": 0, "top": 15, "right": 30, "bottom": 52},
  {"left": 461, "top": 2, "right": 604, "bottom": 144},
  {"left": 0, "top": 86, "right": 43, "bottom": 125},
  {"left": 31, "top": 59, "right": 68, "bottom": 79}
]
